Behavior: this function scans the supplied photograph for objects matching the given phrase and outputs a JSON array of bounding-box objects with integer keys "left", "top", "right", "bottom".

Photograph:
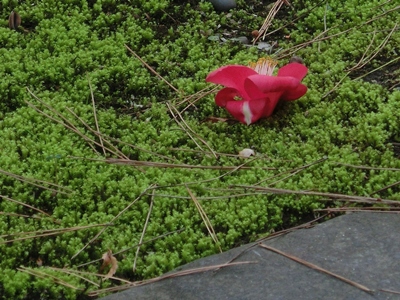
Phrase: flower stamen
[{"left": 249, "top": 57, "right": 278, "bottom": 76}]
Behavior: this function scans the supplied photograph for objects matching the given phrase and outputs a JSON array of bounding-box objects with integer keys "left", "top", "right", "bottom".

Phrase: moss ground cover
[{"left": 0, "top": 0, "right": 399, "bottom": 298}]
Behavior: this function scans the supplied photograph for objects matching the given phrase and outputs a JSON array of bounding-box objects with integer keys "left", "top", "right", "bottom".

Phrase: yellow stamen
[{"left": 249, "top": 57, "right": 278, "bottom": 76}]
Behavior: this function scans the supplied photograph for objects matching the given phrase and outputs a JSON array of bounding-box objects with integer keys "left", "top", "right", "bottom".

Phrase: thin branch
[
  {"left": 49, "top": 267, "right": 132, "bottom": 285},
  {"left": 0, "top": 211, "right": 43, "bottom": 219},
  {"left": 278, "top": 3, "right": 400, "bottom": 60},
  {"left": 215, "top": 213, "right": 329, "bottom": 273},
  {"left": 146, "top": 192, "right": 269, "bottom": 200},
  {"left": 178, "top": 86, "right": 219, "bottom": 115}
]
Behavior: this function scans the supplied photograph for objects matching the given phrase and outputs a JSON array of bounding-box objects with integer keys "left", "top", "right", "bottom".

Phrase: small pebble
[
  {"left": 209, "top": 0, "right": 236, "bottom": 12},
  {"left": 239, "top": 148, "right": 255, "bottom": 158}
]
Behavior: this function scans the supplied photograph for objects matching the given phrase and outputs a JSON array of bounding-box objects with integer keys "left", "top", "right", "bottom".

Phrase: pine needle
[
  {"left": 0, "top": 194, "right": 59, "bottom": 224},
  {"left": 18, "top": 267, "right": 84, "bottom": 291},
  {"left": 133, "top": 189, "right": 154, "bottom": 273},
  {"left": 253, "top": 0, "right": 291, "bottom": 44},
  {"left": 186, "top": 186, "right": 222, "bottom": 253},
  {"left": 0, "top": 168, "right": 71, "bottom": 195},
  {"left": 233, "top": 185, "right": 400, "bottom": 206},
  {"left": 0, "top": 223, "right": 112, "bottom": 244},
  {"left": 88, "top": 75, "right": 106, "bottom": 157},
  {"left": 166, "top": 101, "right": 218, "bottom": 159},
  {"left": 88, "top": 261, "right": 255, "bottom": 296},
  {"left": 70, "top": 184, "right": 156, "bottom": 261},
  {"left": 259, "top": 244, "right": 374, "bottom": 294},
  {"left": 124, "top": 44, "right": 180, "bottom": 94}
]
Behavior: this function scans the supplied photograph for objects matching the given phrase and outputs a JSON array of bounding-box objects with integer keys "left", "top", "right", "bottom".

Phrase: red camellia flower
[{"left": 206, "top": 58, "right": 308, "bottom": 125}]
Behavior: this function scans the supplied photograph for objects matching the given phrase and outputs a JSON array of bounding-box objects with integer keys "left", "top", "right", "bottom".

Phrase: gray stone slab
[{"left": 102, "top": 212, "right": 400, "bottom": 300}]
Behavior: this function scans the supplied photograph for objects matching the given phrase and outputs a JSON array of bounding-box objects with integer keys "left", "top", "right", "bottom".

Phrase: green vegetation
[{"left": 0, "top": 0, "right": 399, "bottom": 298}]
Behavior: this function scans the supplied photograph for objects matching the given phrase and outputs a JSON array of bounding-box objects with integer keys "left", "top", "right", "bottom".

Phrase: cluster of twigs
[{"left": 253, "top": 0, "right": 399, "bottom": 93}]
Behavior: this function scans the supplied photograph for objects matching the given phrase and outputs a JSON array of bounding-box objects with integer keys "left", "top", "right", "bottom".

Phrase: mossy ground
[{"left": 0, "top": 0, "right": 399, "bottom": 299}]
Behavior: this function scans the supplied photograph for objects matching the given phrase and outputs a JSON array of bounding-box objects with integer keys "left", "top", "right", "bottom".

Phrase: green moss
[{"left": 0, "top": 0, "right": 399, "bottom": 298}]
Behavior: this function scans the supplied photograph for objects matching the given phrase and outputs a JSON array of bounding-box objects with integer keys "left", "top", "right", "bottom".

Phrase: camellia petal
[
  {"left": 277, "top": 62, "right": 308, "bottom": 81},
  {"left": 262, "top": 93, "right": 281, "bottom": 117},
  {"left": 281, "top": 83, "right": 308, "bottom": 101},
  {"left": 206, "top": 65, "right": 257, "bottom": 100},
  {"left": 245, "top": 75, "right": 300, "bottom": 94},
  {"left": 206, "top": 59, "right": 309, "bottom": 125},
  {"left": 215, "top": 87, "right": 241, "bottom": 107},
  {"left": 224, "top": 97, "right": 266, "bottom": 125}
]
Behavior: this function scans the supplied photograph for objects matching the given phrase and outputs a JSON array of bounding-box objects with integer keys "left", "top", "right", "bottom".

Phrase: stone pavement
[{"left": 102, "top": 212, "right": 400, "bottom": 300}]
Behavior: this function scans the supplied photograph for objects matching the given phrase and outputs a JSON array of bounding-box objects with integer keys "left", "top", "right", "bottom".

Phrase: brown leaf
[
  {"left": 36, "top": 258, "right": 43, "bottom": 267},
  {"left": 100, "top": 250, "right": 118, "bottom": 280},
  {"left": 9, "top": 11, "right": 21, "bottom": 30}
]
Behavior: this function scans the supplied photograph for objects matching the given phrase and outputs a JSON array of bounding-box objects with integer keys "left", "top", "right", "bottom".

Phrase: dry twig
[
  {"left": 0, "top": 194, "right": 59, "bottom": 224},
  {"left": 253, "top": 0, "right": 291, "bottom": 44},
  {"left": 124, "top": 44, "right": 180, "bottom": 94},
  {"left": 0, "top": 223, "right": 111, "bottom": 244},
  {"left": 76, "top": 228, "right": 185, "bottom": 268},
  {"left": 70, "top": 184, "right": 156, "bottom": 261},
  {"left": 18, "top": 267, "right": 83, "bottom": 291},
  {"left": 133, "top": 189, "right": 155, "bottom": 273},
  {"left": 88, "top": 76, "right": 106, "bottom": 157},
  {"left": 105, "top": 158, "right": 274, "bottom": 170},
  {"left": 233, "top": 185, "right": 400, "bottom": 206},
  {"left": 88, "top": 261, "right": 255, "bottom": 296},
  {"left": 186, "top": 186, "right": 222, "bottom": 252},
  {"left": 0, "top": 168, "right": 71, "bottom": 195},
  {"left": 167, "top": 102, "right": 218, "bottom": 159}
]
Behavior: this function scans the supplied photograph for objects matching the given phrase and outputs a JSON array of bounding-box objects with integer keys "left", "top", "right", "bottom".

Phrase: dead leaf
[
  {"left": 100, "top": 250, "right": 118, "bottom": 280},
  {"left": 36, "top": 258, "right": 43, "bottom": 267},
  {"left": 239, "top": 149, "right": 255, "bottom": 158},
  {"left": 8, "top": 11, "right": 21, "bottom": 30}
]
